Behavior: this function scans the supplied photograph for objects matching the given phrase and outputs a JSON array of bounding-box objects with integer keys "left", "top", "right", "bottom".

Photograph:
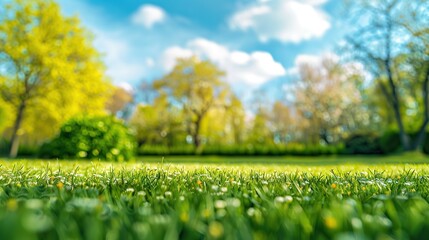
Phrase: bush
[
  {"left": 136, "top": 143, "right": 344, "bottom": 156},
  {"left": 40, "top": 116, "right": 136, "bottom": 161},
  {"left": 343, "top": 133, "right": 383, "bottom": 155},
  {"left": 138, "top": 145, "right": 195, "bottom": 156},
  {"left": 422, "top": 133, "right": 429, "bottom": 155},
  {"left": 379, "top": 130, "right": 401, "bottom": 154}
]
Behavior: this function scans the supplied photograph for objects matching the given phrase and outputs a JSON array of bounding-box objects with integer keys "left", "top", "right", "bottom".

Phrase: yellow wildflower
[
  {"left": 324, "top": 216, "right": 338, "bottom": 230},
  {"left": 57, "top": 182, "right": 64, "bottom": 189},
  {"left": 208, "top": 221, "right": 224, "bottom": 238},
  {"left": 6, "top": 199, "right": 18, "bottom": 211}
]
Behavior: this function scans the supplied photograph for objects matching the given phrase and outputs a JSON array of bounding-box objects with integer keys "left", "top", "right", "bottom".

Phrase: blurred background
[{"left": 0, "top": 0, "right": 428, "bottom": 159}]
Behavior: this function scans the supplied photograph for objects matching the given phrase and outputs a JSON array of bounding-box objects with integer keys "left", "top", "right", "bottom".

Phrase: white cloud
[
  {"left": 132, "top": 4, "right": 166, "bottom": 28},
  {"left": 229, "top": 0, "right": 331, "bottom": 43},
  {"left": 286, "top": 52, "right": 373, "bottom": 84},
  {"left": 116, "top": 82, "right": 134, "bottom": 93},
  {"left": 295, "top": 53, "right": 338, "bottom": 67},
  {"left": 161, "top": 38, "right": 286, "bottom": 87},
  {"left": 94, "top": 30, "right": 145, "bottom": 84},
  {"left": 145, "top": 58, "right": 155, "bottom": 68},
  {"left": 161, "top": 46, "right": 194, "bottom": 70}
]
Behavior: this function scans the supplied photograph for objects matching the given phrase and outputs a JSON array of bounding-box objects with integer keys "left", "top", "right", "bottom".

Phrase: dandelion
[
  {"left": 201, "top": 209, "right": 211, "bottom": 218},
  {"left": 156, "top": 196, "right": 164, "bottom": 201},
  {"left": 247, "top": 207, "right": 256, "bottom": 217},
  {"left": 227, "top": 198, "right": 241, "bottom": 208},
  {"left": 351, "top": 218, "right": 362, "bottom": 230},
  {"left": 284, "top": 196, "right": 293, "bottom": 203},
  {"left": 180, "top": 212, "right": 189, "bottom": 222},
  {"left": 275, "top": 196, "right": 285, "bottom": 204},
  {"left": 215, "top": 200, "right": 227, "bottom": 209},
  {"left": 331, "top": 183, "right": 337, "bottom": 189},
  {"left": 6, "top": 199, "right": 18, "bottom": 211},
  {"left": 56, "top": 182, "right": 64, "bottom": 189},
  {"left": 324, "top": 216, "right": 338, "bottom": 230},
  {"left": 208, "top": 221, "right": 224, "bottom": 238}
]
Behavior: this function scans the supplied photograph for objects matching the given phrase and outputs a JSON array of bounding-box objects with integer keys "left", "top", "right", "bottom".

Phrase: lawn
[
  {"left": 140, "top": 152, "right": 429, "bottom": 165},
  {"left": 0, "top": 155, "right": 428, "bottom": 239}
]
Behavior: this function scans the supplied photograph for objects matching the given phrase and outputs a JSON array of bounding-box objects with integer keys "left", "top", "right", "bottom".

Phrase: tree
[
  {"left": 294, "top": 55, "right": 365, "bottom": 144},
  {"left": 200, "top": 95, "right": 246, "bottom": 146},
  {"left": 153, "top": 57, "right": 232, "bottom": 149},
  {"left": 345, "top": 0, "right": 429, "bottom": 150},
  {"left": 0, "top": 0, "right": 111, "bottom": 157},
  {"left": 269, "top": 101, "right": 294, "bottom": 144},
  {"left": 105, "top": 86, "right": 133, "bottom": 118},
  {"left": 247, "top": 108, "right": 274, "bottom": 145},
  {"left": 130, "top": 92, "right": 186, "bottom": 147}
]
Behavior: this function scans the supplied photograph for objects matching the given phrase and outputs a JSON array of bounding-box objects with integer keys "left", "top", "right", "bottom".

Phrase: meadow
[{"left": 0, "top": 155, "right": 428, "bottom": 239}]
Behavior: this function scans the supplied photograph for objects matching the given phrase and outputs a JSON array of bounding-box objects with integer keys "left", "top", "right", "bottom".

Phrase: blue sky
[{"left": 56, "top": 0, "right": 348, "bottom": 102}]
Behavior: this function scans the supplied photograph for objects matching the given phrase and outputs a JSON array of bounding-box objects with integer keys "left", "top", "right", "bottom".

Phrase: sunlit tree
[
  {"left": 294, "top": 55, "right": 365, "bottom": 144},
  {"left": 0, "top": 0, "right": 111, "bottom": 157},
  {"left": 130, "top": 92, "right": 186, "bottom": 147},
  {"left": 105, "top": 86, "right": 133, "bottom": 118},
  {"left": 345, "top": 0, "right": 429, "bottom": 150},
  {"left": 153, "top": 57, "right": 233, "bottom": 149}
]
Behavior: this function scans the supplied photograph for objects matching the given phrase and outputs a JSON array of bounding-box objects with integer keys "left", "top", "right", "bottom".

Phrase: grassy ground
[
  {"left": 139, "top": 152, "right": 429, "bottom": 165},
  {"left": 0, "top": 156, "right": 428, "bottom": 239}
]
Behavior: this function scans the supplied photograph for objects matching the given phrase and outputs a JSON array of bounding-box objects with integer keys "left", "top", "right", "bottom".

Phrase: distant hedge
[
  {"left": 40, "top": 116, "right": 136, "bottom": 161},
  {"left": 138, "top": 143, "right": 344, "bottom": 156},
  {"left": 343, "top": 133, "right": 383, "bottom": 155}
]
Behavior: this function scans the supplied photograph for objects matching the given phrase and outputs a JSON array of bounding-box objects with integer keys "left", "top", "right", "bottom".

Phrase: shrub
[
  {"left": 422, "top": 133, "right": 429, "bottom": 155},
  {"left": 135, "top": 143, "right": 344, "bottom": 156},
  {"left": 379, "top": 130, "right": 401, "bottom": 154},
  {"left": 40, "top": 116, "right": 136, "bottom": 161},
  {"left": 343, "top": 133, "right": 383, "bottom": 155}
]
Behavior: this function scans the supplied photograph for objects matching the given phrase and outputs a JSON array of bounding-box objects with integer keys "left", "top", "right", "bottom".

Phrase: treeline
[{"left": 0, "top": 0, "right": 428, "bottom": 160}]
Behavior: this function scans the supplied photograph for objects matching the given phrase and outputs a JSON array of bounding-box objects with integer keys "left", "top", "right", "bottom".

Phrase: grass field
[
  {"left": 0, "top": 155, "right": 428, "bottom": 239},
  {"left": 139, "top": 152, "right": 429, "bottom": 165}
]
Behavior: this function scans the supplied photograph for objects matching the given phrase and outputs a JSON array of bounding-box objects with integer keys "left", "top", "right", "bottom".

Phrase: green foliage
[
  {"left": 0, "top": 161, "right": 428, "bottom": 239},
  {"left": 0, "top": 97, "right": 12, "bottom": 134},
  {"left": 379, "top": 131, "right": 402, "bottom": 154},
  {"left": 137, "top": 144, "right": 344, "bottom": 156},
  {"left": 0, "top": 0, "right": 111, "bottom": 154},
  {"left": 422, "top": 133, "right": 429, "bottom": 155},
  {"left": 153, "top": 57, "right": 234, "bottom": 148},
  {"left": 40, "top": 116, "right": 136, "bottom": 161},
  {"left": 138, "top": 145, "right": 195, "bottom": 156},
  {"left": 344, "top": 133, "right": 383, "bottom": 155}
]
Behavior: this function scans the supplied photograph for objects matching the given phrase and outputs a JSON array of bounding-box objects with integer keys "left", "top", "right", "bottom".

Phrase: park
[{"left": 0, "top": 0, "right": 428, "bottom": 239}]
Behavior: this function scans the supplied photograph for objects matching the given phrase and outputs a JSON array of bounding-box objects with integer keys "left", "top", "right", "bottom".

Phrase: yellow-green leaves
[
  {"left": 0, "top": 0, "right": 111, "bottom": 144},
  {"left": 153, "top": 57, "right": 235, "bottom": 148}
]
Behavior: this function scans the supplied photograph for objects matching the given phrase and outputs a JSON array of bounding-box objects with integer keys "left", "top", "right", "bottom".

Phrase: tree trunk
[
  {"left": 192, "top": 116, "right": 202, "bottom": 150},
  {"left": 9, "top": 100, "right": 26, "bottom": 158},
  {"left": 381, "top": 14, "right": 410, "bottom": 150},
  {"left": 410, "top": 66, "right": 429, "bottom": 150}
]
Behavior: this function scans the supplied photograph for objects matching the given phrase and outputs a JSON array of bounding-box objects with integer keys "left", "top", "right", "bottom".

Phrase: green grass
[
  {"left": 139, "top": 152, "right": 429, "bottom": 165},
  {"left": 0, "top": 156, "right": 428, "bottom": 239}
]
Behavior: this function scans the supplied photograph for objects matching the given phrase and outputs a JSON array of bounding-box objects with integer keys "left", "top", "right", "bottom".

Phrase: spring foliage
[
  {"left": 0, "top": 0, "right": 111, "bottom": 150},
  {"left": 40, "top": 116, "right": 136, "bottom": 161}
]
